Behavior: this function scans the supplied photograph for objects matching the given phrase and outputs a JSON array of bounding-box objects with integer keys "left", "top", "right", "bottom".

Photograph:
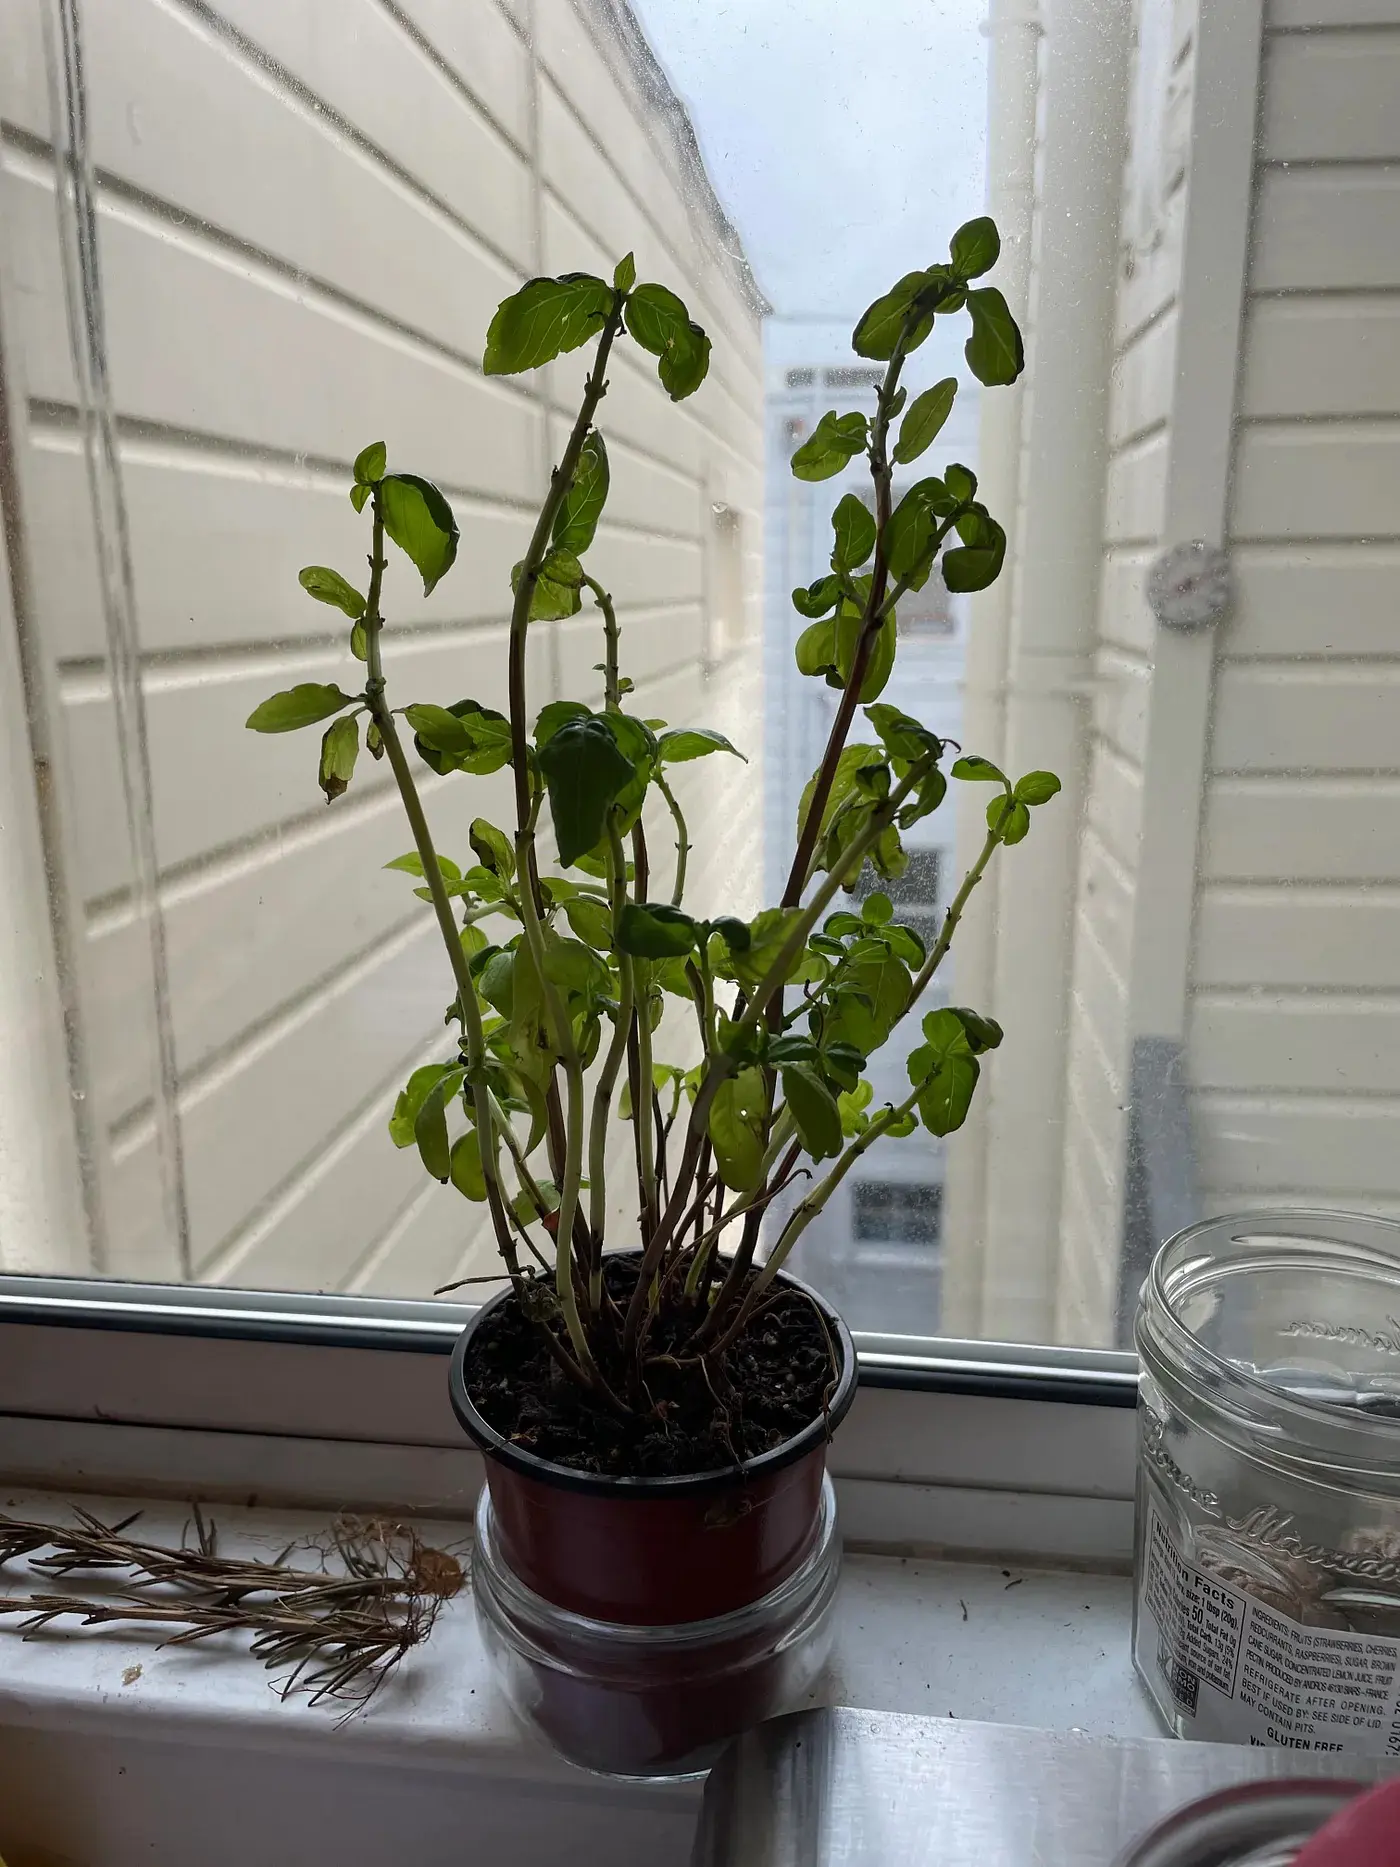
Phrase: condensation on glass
[{"left": 0, "top": 0, "right": 1395, "bottom": 1356}]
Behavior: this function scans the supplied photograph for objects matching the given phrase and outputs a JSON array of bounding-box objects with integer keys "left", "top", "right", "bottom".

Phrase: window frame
[{"left": 0, "top": 1274, "right": 1140, "bottom": 1566}]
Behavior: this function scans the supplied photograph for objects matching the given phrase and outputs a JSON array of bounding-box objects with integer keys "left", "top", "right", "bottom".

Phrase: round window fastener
[
  {"left": 1146, "top": 539, "right": 1233, "bottom": 631},
  {"left": 1293, "top": 1779, "right": 1400, "bottom": 1867}
]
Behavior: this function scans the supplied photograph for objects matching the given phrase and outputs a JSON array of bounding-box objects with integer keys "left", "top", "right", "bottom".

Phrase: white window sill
[{"left": 0, "top": 1488, "right": 1161, "bottom": 1867}]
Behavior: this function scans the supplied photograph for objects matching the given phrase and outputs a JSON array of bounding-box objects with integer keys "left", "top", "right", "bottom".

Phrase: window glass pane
[{"left": 0, "top": 0, "right": 1388, "bottom": 1361}]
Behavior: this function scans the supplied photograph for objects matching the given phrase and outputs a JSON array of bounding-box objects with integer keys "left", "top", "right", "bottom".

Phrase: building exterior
[
  {"left": 762, "top": 331, "right": 980, "bottom": 1335},
  {"left": 944, "top": 0, "right": 1400, "bottom": 1350},
  {"left": 0, "top": 0, "right": 765, "bottom": 1293}
]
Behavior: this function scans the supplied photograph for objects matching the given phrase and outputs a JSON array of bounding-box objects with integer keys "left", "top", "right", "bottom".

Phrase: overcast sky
[{"left": 629, "top": 0, "right": 989, "bottom": 341}]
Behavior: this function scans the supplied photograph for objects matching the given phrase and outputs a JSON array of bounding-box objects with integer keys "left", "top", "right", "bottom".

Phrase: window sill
[{"left": 0, "top": 1487, "right": 1161, "bottom": 1867}]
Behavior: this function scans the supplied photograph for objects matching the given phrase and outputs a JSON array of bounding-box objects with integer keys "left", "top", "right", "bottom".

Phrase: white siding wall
[
  {"left": 1054, "top": 0, "right": 1400, "bottom": 1342},
  {"left": 1052, "top": 0, "right": 1196, "bottom": 1341},
  {"left": 1189, "top": 0, "right": 1400, "bottom": 1218},
  {"left": 0, "top": 0, "right": 763, "bottom": 1290}
]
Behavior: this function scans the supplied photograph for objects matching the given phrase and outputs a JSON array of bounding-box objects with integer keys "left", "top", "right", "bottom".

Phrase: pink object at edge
[{"left": 1293, "top": 1781, "right": 1400, "bottom": 1867}]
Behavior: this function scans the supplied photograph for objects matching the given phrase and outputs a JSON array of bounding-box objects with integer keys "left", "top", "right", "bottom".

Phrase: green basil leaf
[
  {"left": 389, "top": 1063, "right": 456, "bottom": 1148},
  {"left": 852, "top": 270, "right": 932, "bottom": 361},
  {"left": 353, "top": 440, "right": 387, "bottom": 486},
  {"left": 782, "top": 1063, "right": 843, "bottom": 1162},
  {"left": 789, "top": 409, "right": 868, "bottom": 482},
  {"left": 535, "top": 699, "right": 591, "bottom": 748},
  {"left": 950, "top": 1006, "right": 1004, "bottom": 1053},
  {"left": 624, "top": 283, "right": 712, "bottom": 399},
  {"left": 964, "top": 285, "right": 1024, "bottom": 387},
  {"left": 380, "top": 473, "right": 459, "bottom": 596},
  {"left": 942, "top": 511, "right": 1006, "bottom": 592},
  {"left": 246, "top": 683, "right": 356, "bottom": 733},
  {"left": 298, "top": 565, "right": 366, "bottom": 619},
  {"left": 950, "top": 216, "right": 1001, "bottom": 279},
  {"left": 1013, "top": 770, "right": 1062, "bottom": 806},
  {"left": 987, "top": 795, "right": 1031, "bottom": 844},
  {"left": 656, "top": 727, "right": 745, "bottom": 764},
  {"left": 414, "top": 1065, "right": 467, "bottom": 1180},
  {"left": 831, "top": 492, "right": 877, "bottom": 572},
  {"left": 797, "top": 743, "right": 886, "bottom": 846},
  {"left": 864, "top": 702, "right": 942, "bottom": 763},
  {"left": 792, "top": 574, "right": 842, "bottom": 619},
  {"left": 892, "top": 379, "right": 957, "bottom": 466},
  {"left": 951, "top": 754, "right": 1006, "bottom": 783},
  {"left": 318, "top": 713, "right": 360, "bottom": 802},
  {"left": 613, "top": 251, "right": 636, "bottom": 294},
  {"left": 484, "top": 273, "right": 613, "bottom": 374},
  {"left": 469, "top": 818, "right": 516, "bottom": 881},
  {"left": 561, "top": 892, "right": 613, "bottom": 949},
  {"left": 795, "top": 617, "right": 839, "bottom": 680},
  {"left": 512, "top": 547, "right": 583, "bottom": 622},
  {"left": 552, "top": 431, "right": 610, "bottom": 555},
  {"left": 616, "top": 901, "right": 700, "bottom": 959},
  {"left": 538, "top": 715, "right": 636, "bottom": 867},
  {"left": 385, "top": 851, "right": 462, "bottom": 881},
  {"left": 449, "top": 1130, "right": 488, "bottom": 1202},
  {"left": 707, "top": 1067, "right": 767, "bottom": 1191}
]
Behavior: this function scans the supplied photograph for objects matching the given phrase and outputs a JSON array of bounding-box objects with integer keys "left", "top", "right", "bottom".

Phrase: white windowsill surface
[{"left": 0, "top": 1488, "right": 1162, "bottom": 1866}]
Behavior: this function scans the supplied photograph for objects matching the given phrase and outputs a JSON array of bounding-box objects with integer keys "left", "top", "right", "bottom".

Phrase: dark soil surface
[{"left": 463, "top": 1259, "right": 840, "bottom": 1479}]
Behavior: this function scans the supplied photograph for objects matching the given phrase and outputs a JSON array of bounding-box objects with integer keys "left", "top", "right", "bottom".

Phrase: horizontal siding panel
[
  {"left": 1067, "top": 915, "right": 1129, "bottom": 1091},
  {"left": 1103, "top": 433, "right": 1168, "bottom": 545},
  {"left": 1232, "top": 424, "right": 1400, "bottom": 541},
  {"left": 1253, "top": 168, "right": 1400, "bottom": 293},
  {"left": 83, "top": 770, "right": 503, "bottom": 1116},
  {"left": 107, "top": 919, "right": 445, "bottom": 1273},
  {"left": 215, "top": 0, "right": 532, "bottom": 266},
  {"left": 1189, "top": 990, "right": 1400, "bottom": 1093},
  {"left": 534, "top": 0, "right": 760, "bottom": 372},
  {"left": 59, "top": 626, "right": 531, "bottom": 901},
  {"left": 1262, "top": 32, "right": 1400, "bottom": 163},
  {"left": 1241, "top": 296, "right": 1400, "bottom": 420},
  {"left": 556, "top": 603, "right": 705, "bottom": 699},
  {"left": 1098, "top": 548, "right": 1157, "bottom": 657},
  {"left": 1201, "top": 776, "right": 1400, "bottom": 881},
  {"left": 1210, "top": 663, "right": 1400, "bottom": 774},
  {"left": 3, "top": 159, "right": 541, "bottom": 504},
  {"left": 1094, "top": 648, "right": 1151, "bottom": 767},
  {"left": 1084, "top": 739, "right": 1144, "bottom": 873},
  {"left": 1108, "top": 306, "right": 1177, "bottom": 449},
  {"left": 26, "top": 433, "right": 533, "bottom": 661},
  {"left": 1192, "top": 1091, "right": 1400, "bottom": 1198},
  {"left": 345, "top": 1180, "right": 497, "bottom": 1300},
  {"left": 1076, "top": 827, "right": 1136, "bottom": 983},
  {"left": 1268, "top": 1, "right": 1400, "bottom": 21},
  {"left": 1223, "top": 545, "right": 1400, "bottom": 656},
  {"left": 393, "top": 0, "right": 532, "bottom": 148},
  {"left": 1195, "top": 886, "right": 1400, "bottom": 987},
  {"left": 7, "top": 0, "right": 516, "bottom": 369},
  {"left": 1116, "top": 197, "right": 1184, "bottom": 350}
]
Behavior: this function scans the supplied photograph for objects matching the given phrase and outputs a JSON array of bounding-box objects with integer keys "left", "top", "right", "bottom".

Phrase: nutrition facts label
[{"left": 1138, "top": 1502, "right": 1400, "bottom": 1756}]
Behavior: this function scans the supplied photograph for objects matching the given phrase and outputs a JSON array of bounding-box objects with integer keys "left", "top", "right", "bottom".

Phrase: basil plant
[{"left": 247, "top": 221, "right": 1059, "bottom": 1412}]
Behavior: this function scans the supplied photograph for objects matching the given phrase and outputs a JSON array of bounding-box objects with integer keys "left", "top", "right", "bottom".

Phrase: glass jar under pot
[{"left": 1135, "top": 1210, "right": 1400, "bottom": 1756}]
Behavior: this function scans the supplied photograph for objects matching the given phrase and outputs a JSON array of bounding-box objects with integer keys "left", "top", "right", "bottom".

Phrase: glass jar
[
  {"left": 1134, "top": 1210, "right": 1400, "bottom": 1755},
  {"left": 472, "top": 1472, "right": 840, "bottom": 1778}
]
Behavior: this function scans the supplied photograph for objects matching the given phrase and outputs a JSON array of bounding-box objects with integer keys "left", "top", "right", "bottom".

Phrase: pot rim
[{"left": 447, "top": 1254, "right": 858, "bottom": 1499}]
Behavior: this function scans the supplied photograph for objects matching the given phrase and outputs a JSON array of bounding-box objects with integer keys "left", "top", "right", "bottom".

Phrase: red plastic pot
[{"left": 447, "top": 1260, "right": 857, "bottom": 1628}]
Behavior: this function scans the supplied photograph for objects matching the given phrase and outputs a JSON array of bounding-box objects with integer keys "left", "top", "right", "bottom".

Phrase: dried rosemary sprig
[{"left": 0, "top": 1505, "right": 463, "bottom": 1714}]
